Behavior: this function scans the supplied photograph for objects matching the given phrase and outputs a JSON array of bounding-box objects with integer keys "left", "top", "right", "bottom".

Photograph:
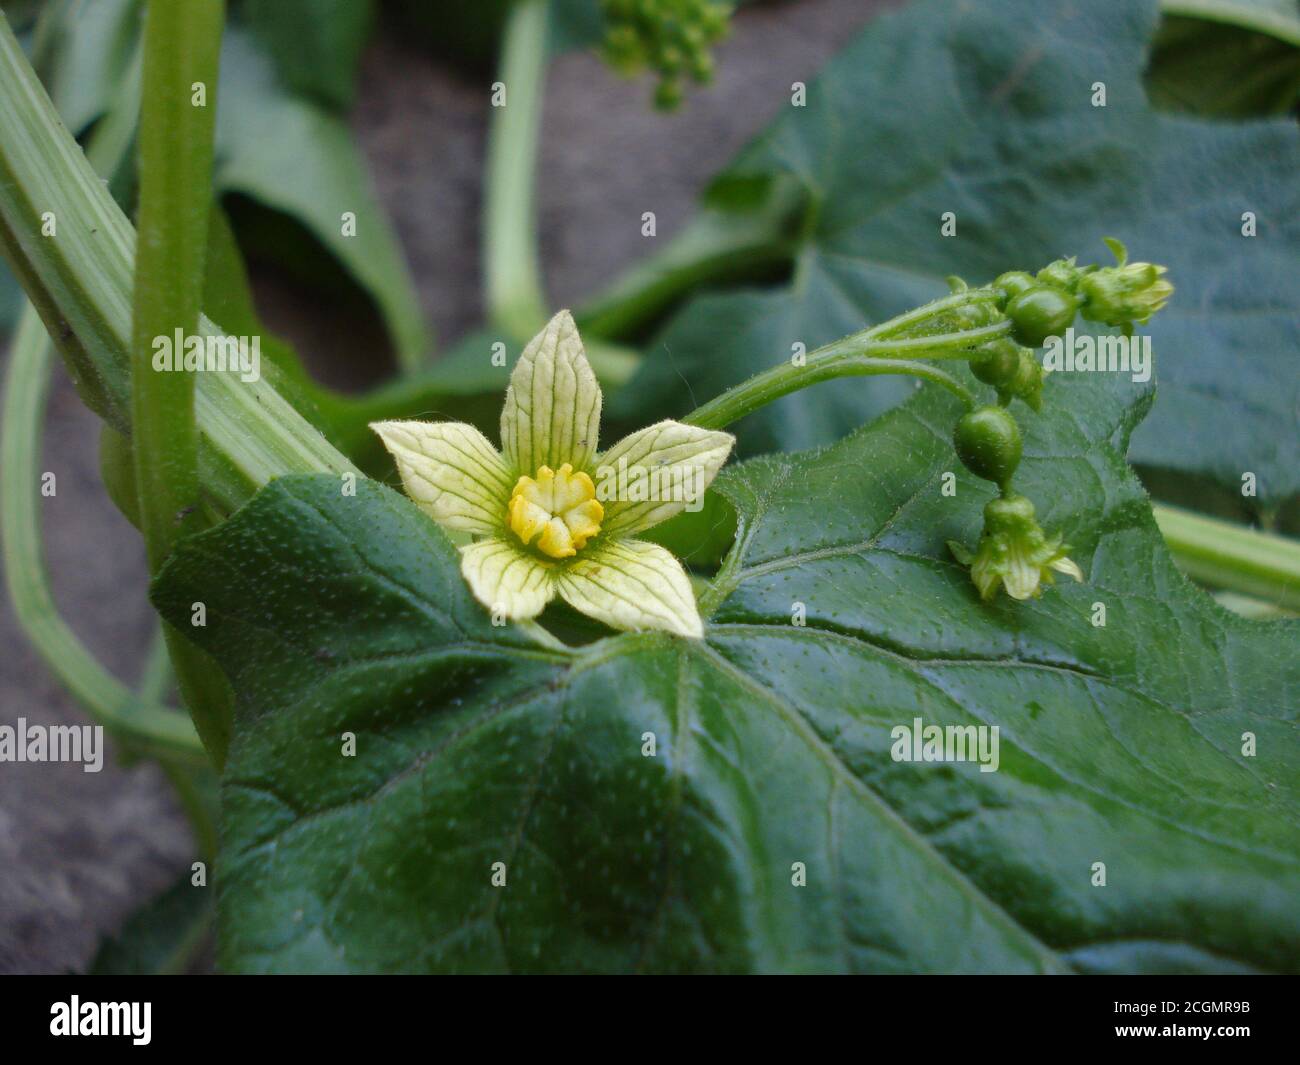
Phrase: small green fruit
[
  {"left": 970, "top": 339, "right": 1020, "bottom": 388},
  {"left": 1006, "top": 285, "right": 1079, "bottom": 347},
  {"left": 954, "top": 406, "right": 1023, "bottom": 487}
]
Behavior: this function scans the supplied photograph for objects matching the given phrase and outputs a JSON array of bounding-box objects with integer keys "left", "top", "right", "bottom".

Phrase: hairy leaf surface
[
  {"left": 154, "top": 365, "right": 1300, "bottom": 973},
  {"left": 621, "top": 0, "right": 1300, "bottom": 507}
]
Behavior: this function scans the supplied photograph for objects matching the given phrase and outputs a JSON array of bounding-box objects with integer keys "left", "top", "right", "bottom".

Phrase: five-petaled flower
[
  {"left": 948, "top": 493, "right": 1083, "bottom": 602},
  {"left": 372, "top": 311, "right": 734, "bottom": 638}
]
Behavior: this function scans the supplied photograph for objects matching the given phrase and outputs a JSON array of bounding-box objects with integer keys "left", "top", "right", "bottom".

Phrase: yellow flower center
[{"left": 508, "top": 463, "right": 604, "bottom": 559}]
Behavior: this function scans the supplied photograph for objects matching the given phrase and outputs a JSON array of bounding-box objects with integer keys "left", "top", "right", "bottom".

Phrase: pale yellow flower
[
  {"left": 948, "top": 493, "right": 1083, "bottom": 602},
  {"left": 372, "top": 311, "right": 734, "bottom": 638}
]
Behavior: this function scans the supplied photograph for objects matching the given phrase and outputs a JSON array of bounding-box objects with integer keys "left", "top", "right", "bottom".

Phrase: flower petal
[
  {"left": 460, "top": 538, "right": 556, "bottom": 620},
  {"left": 501, "top": 310, "right": 601, "bottom": 476},
  {"left": 555, "top": 539, "right": 703, "bottom": 638},
  {"left": 594, "top": 420, "right": 735, "bottom": 537},
  {"left": 371, "top": 420, "right": 513, "bottom": 534},
  {"left": 1049, "top": 554, "right": 1084, "bottom": 582}
]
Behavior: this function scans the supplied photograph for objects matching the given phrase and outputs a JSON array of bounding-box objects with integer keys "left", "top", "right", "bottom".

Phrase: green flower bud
[
  {"left": 657, "top": 44, "right": 685, "bottom": 75},
  {"left": 994, "top": 270, "right": 1037, "bottom": 306},
  {"left": 654, "top": 77, "right": 684, "bottom": 110},
  {"left": 603, "top": 25, "right": 643, "bottom": 72},
  {"left": 1078, "top": 238, "right": 1173, "bottom": 327},
  {"left": 1036, "top": 256, "right": 1085, "bottom": 293},
  {"left": 954, "top": 406, "right": 1022, "bottom": 488},
  {"left": 947, "top": 493, "right": 1083, "bottom": 601},
  {"left": 600, "top": 0, "right": 732, "bottom": 109},
  {"left": 1006, "top": 285, "right": 1079, "bottom": 347},
  {"left": 689, "top": 51, "right": 715, "bottom": 83}
]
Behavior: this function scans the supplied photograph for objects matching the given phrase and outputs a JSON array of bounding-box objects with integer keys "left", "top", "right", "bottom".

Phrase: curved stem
[
  {"left": 138, "top": 623, "right": 175, "bottom": 705},
  {"left": 0, "top": 307, "right": 205, "bottom": 761},
  {"left": 864, "top": 288, "right": 1001, "bottom": 339},
  {"left": 683, "top": 332, "right": 982, "bottom": 431},
  {"left": 484, "top": 0, "right": 550, "bottom": 342},
  {"left": 862, "top": 318, "right": 1010, "bottom": 357},
  {"left": 575, "top": 193, "right": 802, "bottom": 341}
]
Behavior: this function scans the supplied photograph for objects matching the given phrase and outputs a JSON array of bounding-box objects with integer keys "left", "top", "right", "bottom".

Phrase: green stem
[
  {"left": 0, "top": 307, "right": 205, "bottom": 761},
  {"left": 0, "top": 14, "right": 359, "bottom": 516},
  {"left": 484, "top": 0, "right": 549, "bottom": 342},
  {"left": 682, "top": 331, "right": 983, "bottom": 431},
  {"left": 161, "top": 760, "right": 218, "bottom": 861},
  {"left": 1153, "top": 504, "right": 1300, "bottom": 612},
  {"left": 866, "top": 288, "right": 1001, "bottom": 339},
  {"left": 0, "top": 19, "right": 202, "bottom": 763},
  {"left": 133, "top": 0, "right": 221, "bottom": 566},
  {"left": 1159, "top": 0, "right": 1300, "bottom": 46},
  {"left": 133, "top": 0, "right": 233, "bottom": 763},
  {"left": 138, "top": 624, "right": 175, "bottom": 704}
]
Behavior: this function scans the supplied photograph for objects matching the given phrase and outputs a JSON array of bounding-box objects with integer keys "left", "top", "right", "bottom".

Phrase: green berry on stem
[
  {"left": 954, "top": 406, "right": 1022, "bottom": 488},
  {"left": 970, "top": 338, "right": 1020, "bottom": 388},
  {"left": 1006, "top": 285, "right": 1078, "bottom": 346}
]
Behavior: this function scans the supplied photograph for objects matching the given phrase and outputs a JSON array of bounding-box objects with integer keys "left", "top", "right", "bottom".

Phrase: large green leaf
[
  {"left": 214, "top": 25, "right": 429, "bottom": 370},
  {"left": 153, "top": 361, "right": 1299, "bottom": 973},
  {"left": 617, "top": 0, "right": 1300, "bottom": 509}
]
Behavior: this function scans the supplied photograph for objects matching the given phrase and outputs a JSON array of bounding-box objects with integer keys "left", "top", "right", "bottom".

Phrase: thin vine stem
[
  {"left": 138, "top": 623, "right": 175, "bottom": 705},
  {"left": 0, "top": 308, "right": 205, "bottom": 760},
  {"left": 681, "top": 324, "right": 991, "bottom": 431}
]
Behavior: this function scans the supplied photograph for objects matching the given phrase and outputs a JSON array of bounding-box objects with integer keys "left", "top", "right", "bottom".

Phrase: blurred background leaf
[
  {"left": 88, "top": 872, "right": 213, "bottom": 975},
  {"left": 1148, "top": 0, "right": 1300, "bottom": 117}
]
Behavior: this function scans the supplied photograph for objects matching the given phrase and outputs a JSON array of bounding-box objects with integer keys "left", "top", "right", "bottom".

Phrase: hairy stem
[
  {"left": 682, "top": 327, "right": 986, "bottom": 430},
  {"left": 132, "top": 0, "right": 234, "bottom": 764},
  {"left": 133, "top": 0, "right": 222, "bottom": 566}
]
